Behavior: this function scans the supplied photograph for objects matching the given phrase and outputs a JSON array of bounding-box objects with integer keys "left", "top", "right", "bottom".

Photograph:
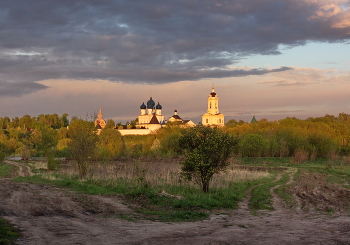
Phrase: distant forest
[{"left": 1, "top": 113, "right": 350, "bottom": 162}]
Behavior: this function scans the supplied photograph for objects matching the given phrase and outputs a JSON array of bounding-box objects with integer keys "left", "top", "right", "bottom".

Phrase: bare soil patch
[
  {"left": 1, "top": 161, "right": 349, "bottom": 244},
  {"left": 287, "top": 172, "right": 350, "bottom": 213}
]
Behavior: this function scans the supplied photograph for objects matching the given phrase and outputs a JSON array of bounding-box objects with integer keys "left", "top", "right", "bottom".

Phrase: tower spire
[{"left": 98, "top": 108, "right": 103, "bottom": 119}]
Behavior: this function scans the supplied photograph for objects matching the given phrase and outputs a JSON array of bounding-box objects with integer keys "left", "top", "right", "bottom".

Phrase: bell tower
[
  {"left": 207, "top": 85, "right": 219, "bottom": 115},
  {"left": 202, "top": 84, "right": 225, "bottom": 126}
]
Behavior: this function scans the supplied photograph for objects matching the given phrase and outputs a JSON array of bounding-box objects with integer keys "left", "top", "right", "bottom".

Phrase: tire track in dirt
[
  {"left": 3, "top": 160, "right": 34, "bottom": 177},
  {"left": 237, "top": 170, "right": 283, "bottom": 213},
  {"left": 238, "top": 167, "right": 298, "bottom": 213},
  {"left": 270, "top": 168, "right": 298, "bottom": 212}
]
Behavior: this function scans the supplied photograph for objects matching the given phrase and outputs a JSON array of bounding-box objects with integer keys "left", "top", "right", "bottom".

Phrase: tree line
[
  {"left": 225, "top": 113, "right": 350, "bottom": 158},
  {"left": 2, "top": 112, "right": 350, "bottom": 192},
  {"left": 1, "top": 113, "right": 350, "bottom": 165}
]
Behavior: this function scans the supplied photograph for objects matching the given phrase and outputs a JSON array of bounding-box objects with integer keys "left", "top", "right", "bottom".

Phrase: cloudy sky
[{"left": 0, "top": 0, "right": 350, "bottom": 123}]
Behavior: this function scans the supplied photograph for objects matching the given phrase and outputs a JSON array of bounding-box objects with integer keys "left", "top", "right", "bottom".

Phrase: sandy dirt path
[
  {"left": 1, "top": 162, "right": 349, "bottom": 245},
  {"left": 4, "top": 160, "right": 34, "bottom": 177}
]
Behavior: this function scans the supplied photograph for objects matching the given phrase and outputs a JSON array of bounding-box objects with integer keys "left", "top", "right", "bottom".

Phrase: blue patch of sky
[{"left": 237, "top": 42, "right": 350, "bottom": 71}]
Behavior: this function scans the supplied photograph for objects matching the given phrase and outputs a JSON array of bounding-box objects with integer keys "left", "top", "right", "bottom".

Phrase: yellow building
[
  {"left": 168, "top": 109, "right": 196, "bottom": 127},
  {"left": 202, "top": 85, "right": 224, "bottom": 126}
]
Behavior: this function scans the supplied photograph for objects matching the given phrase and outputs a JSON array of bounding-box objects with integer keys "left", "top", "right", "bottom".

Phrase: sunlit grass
[
  {"left": 0, "top": 218, "right": 21, "bottom": 245},
  {"left": 16, "top": 157, "right": 350, "bottom": 220},
  {"left": 16, "top": 158, "right": 272, "bottom": 221},
  {"left": 54, "top": 159, "right": 271, "bottom": 189},
  {"left": 249, "top": 172, "right": 290, "bottom": 210},
  {"left": 0, "top": 164, "right": 14, "bottom": 177}
]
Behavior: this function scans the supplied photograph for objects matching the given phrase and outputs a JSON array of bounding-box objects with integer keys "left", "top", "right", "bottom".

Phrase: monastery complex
[{"left": 95, "top": 85, "right": 225, "bottom": 135}]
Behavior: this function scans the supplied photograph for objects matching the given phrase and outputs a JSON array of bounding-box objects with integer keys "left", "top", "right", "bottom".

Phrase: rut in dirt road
[
  {"left": 238, "top": 167, "right": 298, "bottom": 213},
  {"left": 4, "top": 160, "right": 34, "bottom": 177},
  {"left": 270, "top": 168, "right": 298, "bottom": 212}
]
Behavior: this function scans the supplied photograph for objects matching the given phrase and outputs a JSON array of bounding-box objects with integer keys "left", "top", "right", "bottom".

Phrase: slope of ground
[{"left": 0, "top": 161, "right": 349, "bottom": 245}]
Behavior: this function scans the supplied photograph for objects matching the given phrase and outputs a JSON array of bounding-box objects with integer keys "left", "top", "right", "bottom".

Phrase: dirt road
[{"left": 1, "top": 161, "right": 349, "bottom": 245}]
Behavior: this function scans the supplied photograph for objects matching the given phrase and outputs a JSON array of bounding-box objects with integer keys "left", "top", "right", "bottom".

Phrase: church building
[
  {"left": 94, "top": 108, "right": 107, "bottom": 134},
  {"left": 137, "top": 97, "right": 165, "bottom": 129},
  {"left": 168, "top": 109, "right": 196, "bottom": 127},
  {"left": 94, "top": 108, "right": 106, "bottom": 129},
  {"left": 202, "top": 85, "right": 225, "bottom": 127}
]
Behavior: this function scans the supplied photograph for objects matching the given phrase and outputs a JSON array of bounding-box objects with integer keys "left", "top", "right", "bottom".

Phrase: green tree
[
  {"left": 57, "top": 127, "right": 69, "bottom": 140},
  {"left": 0, "top": 131, "right": 20, "bottom": 155},
  {"left": 31, "top": 122, "right": 58, "bottom": 156},
  {"left": 19, "top": 115, "right": 34, "bottom": 129},
  {"left": 37, "top": 114, "right": 63, "bottom": 129},
  {"left": 9, "top": 117, "right": 20, "bottom": 128},
  {"left": 308, "top": 132, "right": 336, "bottom": 157},
  {"left": 129, "top": 118, "right": 138, "bottom": 127},
  {"left": 178, "top": 126, "right": 238, "bottom": 193},
  {"left": 275, "top": 128, "right": 309, "bottom": 156},
  {"left": 96, "top": 128, "right": 124, "bottom": 160},
  {"left": 0, "top": 142, "right": 11, "bottom": 163},
  {"left": 105, "top": 119, "right": 116, "bottom": 129},
  {"left": 225, "top": 119, "right": 246, "bottom": 128},
  {"left": 60, "top": 113, "right": 70, "bottom": 127},
  {"left": 0, "top": 117, "right": 10, "bottom": 129},
  {"left": 240, "top": 134, "right": 266, "bottom": 157},
  {"left": 156, "top": 124, "right": 183, "bottom": 155},
  {"left": 67, "top": 119, "right": 98, "bottom": 178}
]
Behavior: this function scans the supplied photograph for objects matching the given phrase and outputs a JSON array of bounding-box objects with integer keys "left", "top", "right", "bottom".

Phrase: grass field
[
  {"left": 0, "top": 163, "right": 14, "bottom": 177},
  {"left": 13, "top": 157, "right": 350, "bottom": 221},
  {"left": 0, "top": 213, "right": 21, "bottom": 244}
]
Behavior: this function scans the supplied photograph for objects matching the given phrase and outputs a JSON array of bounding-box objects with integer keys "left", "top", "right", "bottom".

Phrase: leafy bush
[{"left": 178, "top": 126, "right": 238, "bottom": 192}]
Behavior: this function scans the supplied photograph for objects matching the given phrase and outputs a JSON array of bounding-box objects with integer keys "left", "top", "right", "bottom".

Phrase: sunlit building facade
[{"left": 202, "top": 85, "right": 225, "bottom": 127}]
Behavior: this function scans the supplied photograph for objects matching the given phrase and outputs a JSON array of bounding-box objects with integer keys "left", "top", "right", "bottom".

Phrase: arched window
[{"left": 210, "top": 102, "right": 212, "bottom": 108}]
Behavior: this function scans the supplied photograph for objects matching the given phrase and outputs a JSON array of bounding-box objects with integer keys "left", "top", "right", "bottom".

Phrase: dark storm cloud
[
  {"left": 0, "top": 81, "right": 47, "bottom": 96},
  {"left": 0, "top": 0, "right": 349, "bottom": 95}
]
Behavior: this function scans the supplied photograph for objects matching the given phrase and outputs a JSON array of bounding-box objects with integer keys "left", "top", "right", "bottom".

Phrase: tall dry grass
[
  {"left": 52, "top": 158, "right": 270, "bottom": 188},
  {"left": 291, "top": 149, "right": 309, "bottom": 164}
]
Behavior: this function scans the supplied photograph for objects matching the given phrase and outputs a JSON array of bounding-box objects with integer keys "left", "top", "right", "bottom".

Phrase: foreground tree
[{"left": 178, "top": 126, "right": 238, "bottom": 193}]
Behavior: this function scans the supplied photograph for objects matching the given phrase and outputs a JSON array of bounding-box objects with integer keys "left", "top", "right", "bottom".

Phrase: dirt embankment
[{"left": 1, "top": 161, "right": 349, "bottom": 245}]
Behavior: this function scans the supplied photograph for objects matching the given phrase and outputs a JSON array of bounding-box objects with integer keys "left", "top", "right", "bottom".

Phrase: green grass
[
  {"left": 241, "top": 157, "right": 350, "bottom": 187},
  {"left": 0, "top": 218, "right": 21, "bottom": 245},
  {"left": 294, "top": 162, "right": 350, "bottom": 188},
  {"left": 0, "top": 164, "right": 13, "bottom": 177},
  {"left": 274, "top": 170, "right": 300, "bottom": 208},
  {"left": 249, "top": 172, "right": 289, "bottom": 210},
  {"left": 13, "top": 157, "right": 350, "bottom": 220},
  {"left": 16, "top": 174, "right": 133, "bottom": 195},
  {"left": 15, "top": 173, "right": 265, "bottom": 221}
]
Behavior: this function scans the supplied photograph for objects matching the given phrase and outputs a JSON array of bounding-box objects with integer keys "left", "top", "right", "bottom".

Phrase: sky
[{"left": 0, "top": 0, "right": 350, "bottom": 123}]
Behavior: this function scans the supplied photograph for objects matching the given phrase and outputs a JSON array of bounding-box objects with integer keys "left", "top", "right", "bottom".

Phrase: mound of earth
[{"left": 287, "top": 172, "right": 350, "bottom": 212}]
